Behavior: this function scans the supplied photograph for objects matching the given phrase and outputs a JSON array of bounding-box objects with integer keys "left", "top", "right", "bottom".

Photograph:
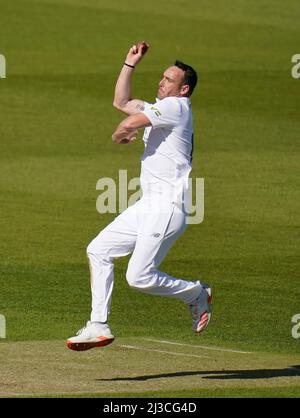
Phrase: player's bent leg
[
  {"left": 125, "top": 201, "right": 212, "bottom": 333},
  {"left": 127, "top": 265, "right": 212, "bottom": 334},
  {"left": 126, "top": 203, "right": 201, "bottom": 303}
]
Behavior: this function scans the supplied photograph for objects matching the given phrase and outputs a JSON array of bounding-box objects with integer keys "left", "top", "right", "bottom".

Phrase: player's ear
[{"left": 180, "top": 84, "right": 190, "bottom": 96}]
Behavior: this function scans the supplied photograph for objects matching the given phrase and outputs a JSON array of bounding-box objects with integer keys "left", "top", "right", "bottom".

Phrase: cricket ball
[{"left": 140, "top": 42, "right": 149, "bottom": 55}]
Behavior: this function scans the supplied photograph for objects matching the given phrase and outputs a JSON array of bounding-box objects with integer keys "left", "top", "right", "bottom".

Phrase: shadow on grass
[{"left": 96, "top": 366, "right": 300, "bottom": 382}]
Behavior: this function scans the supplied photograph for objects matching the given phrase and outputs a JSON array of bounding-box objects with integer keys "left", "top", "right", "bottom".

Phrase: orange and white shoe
[
  {"left": 189, "top": 285, "right": 212, "bottom": 333},
  {"left": 66, "top": 321, "right": 114, "bottom": 351}
]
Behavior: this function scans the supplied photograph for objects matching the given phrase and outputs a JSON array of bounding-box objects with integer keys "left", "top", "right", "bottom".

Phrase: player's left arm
[{"left": 112, "top": 113, "right": 151, "bottom": 144}]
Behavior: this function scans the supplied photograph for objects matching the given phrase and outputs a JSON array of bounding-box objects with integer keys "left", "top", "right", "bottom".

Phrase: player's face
[{"left": 157, "top": 66, "right": 188, "bottom": 99}]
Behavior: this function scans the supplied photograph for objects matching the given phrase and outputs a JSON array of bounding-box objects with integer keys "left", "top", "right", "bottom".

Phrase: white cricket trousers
[{"left": 87, "top": 195, "right": 202, "bottom": 323}]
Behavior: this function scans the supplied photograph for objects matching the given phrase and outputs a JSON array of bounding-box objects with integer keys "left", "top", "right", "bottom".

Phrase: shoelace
[
  {"left": 76, "top": 321, "right": 91, "bottom": 336},
  {"left": 76, "top": 321, "right": 111, "bottom": 336}
]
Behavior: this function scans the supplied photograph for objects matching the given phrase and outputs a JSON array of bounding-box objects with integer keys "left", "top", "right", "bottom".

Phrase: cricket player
[{"left": 66, "top": 42, "right": 212, "bottom": 351}]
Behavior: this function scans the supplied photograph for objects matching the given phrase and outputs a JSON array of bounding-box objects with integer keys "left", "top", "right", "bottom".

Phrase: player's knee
[
  {"left": 86, "top": 242, "right": 93, "bottom": 256},
  {"left": 86, "top": 242, "right": 98, "bottom": 258},
  {"left": 86, "top": 239, "right": 104, "bottom": 258},
  {"left": 86, "top": 230, "right": 110, "bottom": 257},
  {"left": 126, "top": 266, "right": 142, "bottom": 288},
  {"left": 126, "top": 266, "right": 151, "bottom": 289},
  {"left": 126, "top": 268, "right": 138, "bottom": 288},
  {"left": 86, "top": 241, "right": 110, "bottom": 265}
]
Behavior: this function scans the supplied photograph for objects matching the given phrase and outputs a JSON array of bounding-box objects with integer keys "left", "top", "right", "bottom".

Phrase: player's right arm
[{"left": 113, "top": 42, "right": 149, "bottom": 116}]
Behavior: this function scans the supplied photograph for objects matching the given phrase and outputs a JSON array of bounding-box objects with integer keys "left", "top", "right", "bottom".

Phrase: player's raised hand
[{"left": 125, "top": 41, "right": 150, "bottom": 67}]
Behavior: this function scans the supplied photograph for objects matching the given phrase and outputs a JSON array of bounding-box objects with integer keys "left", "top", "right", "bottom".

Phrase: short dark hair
[{"left": 174, "top": 60, "right": 198, "bottom": 96}]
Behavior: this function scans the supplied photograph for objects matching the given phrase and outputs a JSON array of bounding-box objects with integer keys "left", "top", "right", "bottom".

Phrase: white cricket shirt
[{"left": 141, "top": 96, "right": 194, "bottom": 206}]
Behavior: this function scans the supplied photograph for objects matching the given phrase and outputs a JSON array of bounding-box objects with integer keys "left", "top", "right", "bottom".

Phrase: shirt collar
[{"left": 155, "top": 96, "right": 190, "bottom": 104}]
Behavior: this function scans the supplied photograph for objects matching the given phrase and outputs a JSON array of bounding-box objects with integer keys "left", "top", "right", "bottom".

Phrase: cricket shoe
[
  {"left": 66, "top": 321, "right": 115, "bottom": 351},
  {"left": 189, "top": 284, "right": 212, "bottom": 333}
]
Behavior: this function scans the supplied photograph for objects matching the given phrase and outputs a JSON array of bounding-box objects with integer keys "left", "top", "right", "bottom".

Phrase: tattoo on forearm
[{"left": 136, "top": 104, "right": 145, "bottom": 111}]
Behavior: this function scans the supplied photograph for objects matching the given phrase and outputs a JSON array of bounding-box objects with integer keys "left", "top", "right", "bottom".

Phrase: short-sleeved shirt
[{"left": 141, "top": 96, "right": 194, "bottom": 206}]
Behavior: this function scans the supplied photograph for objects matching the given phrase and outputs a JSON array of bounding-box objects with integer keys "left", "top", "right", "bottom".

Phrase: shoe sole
[
  {"left": 195, "top": 287, "right": 212, "bottom": 334},
  {"left": 66, "top": 337, "right": 115, "bottom": 351}
]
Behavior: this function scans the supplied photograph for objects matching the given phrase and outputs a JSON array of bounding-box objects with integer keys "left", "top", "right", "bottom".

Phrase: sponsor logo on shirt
[{"left": 150, "top": 106, "right": 162, "bottom": 117}]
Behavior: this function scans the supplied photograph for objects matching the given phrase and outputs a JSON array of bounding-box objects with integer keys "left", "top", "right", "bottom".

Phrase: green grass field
[{"left": 0, "top": 0, "right": 300, "bottom": 397}]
